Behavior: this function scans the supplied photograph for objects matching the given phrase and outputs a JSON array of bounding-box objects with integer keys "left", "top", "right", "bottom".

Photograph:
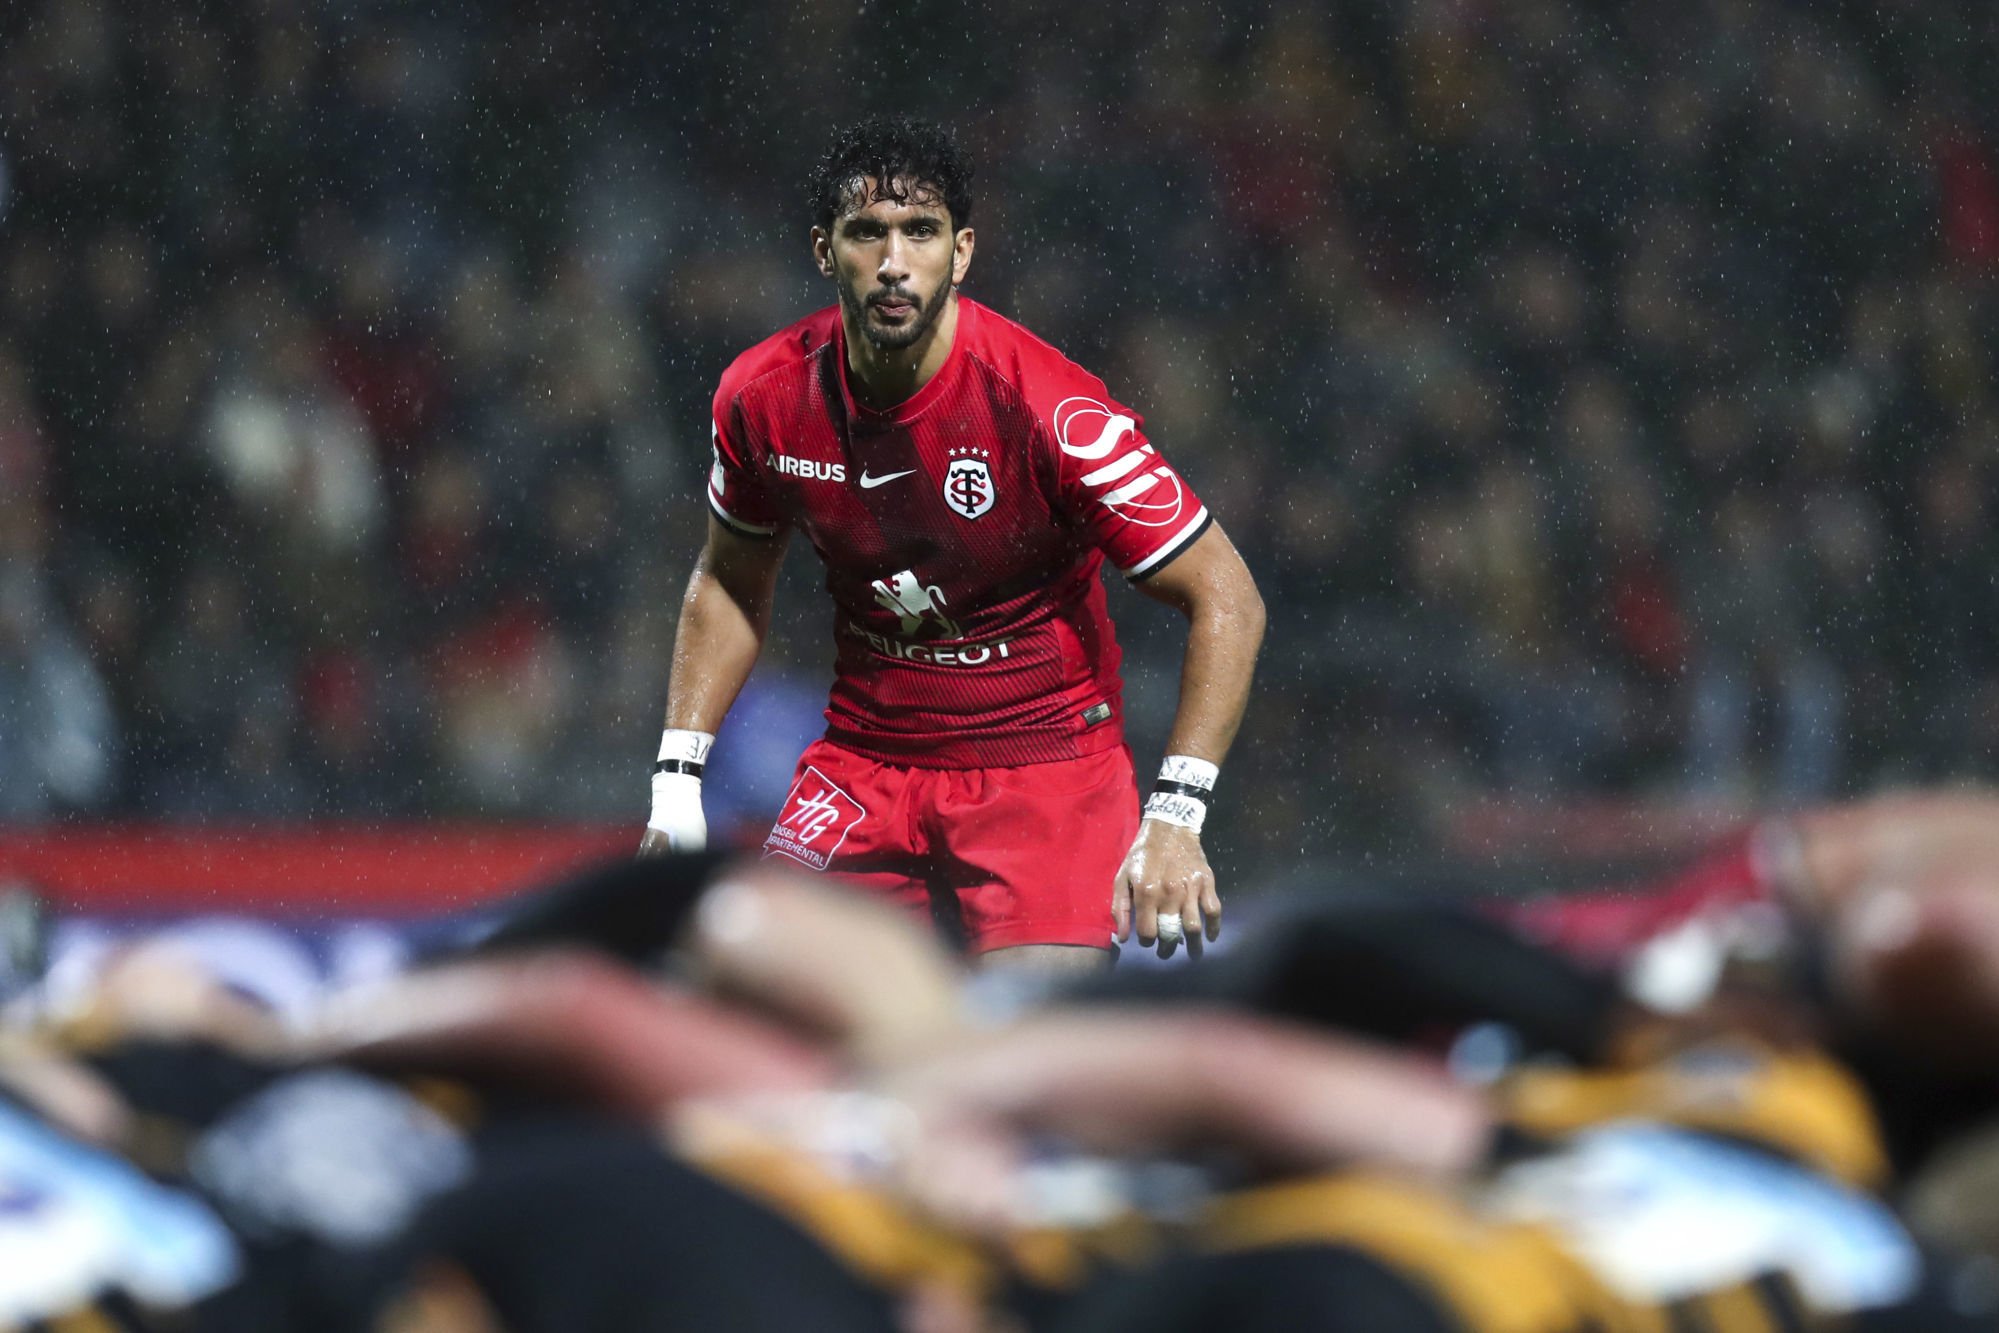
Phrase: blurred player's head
[{"left": 810, "top": 117, "right": 975, "bottom": 353}]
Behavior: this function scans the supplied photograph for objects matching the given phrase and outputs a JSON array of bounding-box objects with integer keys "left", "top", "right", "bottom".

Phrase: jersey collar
[{"left": 834, "top": 294, "right": 974, "bottom": 426}]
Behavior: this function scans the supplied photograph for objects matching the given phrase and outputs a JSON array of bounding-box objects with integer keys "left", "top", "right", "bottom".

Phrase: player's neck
[{"left": 844, "top": 290, "right": 960, "bottom": 412}]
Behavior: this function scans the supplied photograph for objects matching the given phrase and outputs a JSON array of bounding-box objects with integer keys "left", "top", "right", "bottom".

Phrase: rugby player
[{"left": 640, "top": 117, "right": 1264, "bottom": 968}]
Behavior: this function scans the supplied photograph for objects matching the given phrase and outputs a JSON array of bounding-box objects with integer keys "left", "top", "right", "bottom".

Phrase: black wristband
[
  {"left": 1150, "top": 778, "right": 1212, "bottom": 801},
  {"left": 652, "top": 758, "right": 706, "bottom": 778}
]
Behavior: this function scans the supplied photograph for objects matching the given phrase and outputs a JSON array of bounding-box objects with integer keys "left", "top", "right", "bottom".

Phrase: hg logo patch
[{"left": 764, "top": 767, "right": 866, "bottom": 870}]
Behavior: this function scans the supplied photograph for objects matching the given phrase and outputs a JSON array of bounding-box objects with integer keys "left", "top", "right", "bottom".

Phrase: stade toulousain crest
[{"left": 944, "top": 446, "right": 994, "bottom": 519}]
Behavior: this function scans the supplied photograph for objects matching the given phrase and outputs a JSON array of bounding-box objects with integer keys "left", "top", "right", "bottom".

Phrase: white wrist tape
[
  {"left": 1157, "top": 755, "right": 1218, "bottom": 793},
  {"left": 1143, "top": 791, "right": 1206, "bottom": 833},
  {"left": 1143, "top": 755, "right": 1216, "bottom": 834},
  {"left": 656, "top": 729, "right": 715, "bottom": 768},
  {"left": 650, "top": 730, "right": 714, "bottom": 836}
]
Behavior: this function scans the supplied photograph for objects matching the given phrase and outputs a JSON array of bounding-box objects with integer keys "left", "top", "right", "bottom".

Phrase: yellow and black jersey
[
  {"left": 683, "top": 1134, "right": 1967, "bottom": 1333},
  {"left": 0, "top": 1030, "right": 489, "bottom": 1333},
  {"left": 1055, "top": 897, "right": 1999, "bottom": 1333},
  {"left": 1194, "top": 1169, "right": 1813, "bottom": 1333},
  {"left": 1032, "top": 1064, "right": 1983, "bottom": 1333},
  {"left": 1, "top": 1032, "right": 917, "bottom": 1333},
  {"left": 664, "top": 1039, "right": 1978, "bottom": 1333}
]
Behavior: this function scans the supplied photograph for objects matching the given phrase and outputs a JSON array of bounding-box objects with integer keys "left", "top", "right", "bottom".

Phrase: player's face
[{"left": 814, "top": 177, "right": 973, "bottom": 353}]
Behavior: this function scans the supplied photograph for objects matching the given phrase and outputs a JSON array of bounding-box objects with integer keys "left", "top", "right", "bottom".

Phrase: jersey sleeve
[
  {"left": 1039, "top": 372, "right": 1210, "bottom": 580},
  {"left": 705, "top": 395, "right": 783, "bottom": 538}
]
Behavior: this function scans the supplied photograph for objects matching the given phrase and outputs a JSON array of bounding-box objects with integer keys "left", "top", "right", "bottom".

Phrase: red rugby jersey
[{"left": 705, "top": 297, "right": 1210, "bottom": 768}]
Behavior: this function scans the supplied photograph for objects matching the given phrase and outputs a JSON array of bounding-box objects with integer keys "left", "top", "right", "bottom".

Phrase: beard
[{"left": 841, "top": 274, "right": 952, "bottom": 352}]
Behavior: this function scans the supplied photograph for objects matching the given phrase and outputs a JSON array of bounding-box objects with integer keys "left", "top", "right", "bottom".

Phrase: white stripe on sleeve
[
  {"left": 707, "top": 487, "right": 779, "bottom": 537},
  {"left": 1122, "top": 506, "right": 1211, "bottom": 579},
  {"left": 1080, "top": 445, "right": 1155, "bottom": 488}
]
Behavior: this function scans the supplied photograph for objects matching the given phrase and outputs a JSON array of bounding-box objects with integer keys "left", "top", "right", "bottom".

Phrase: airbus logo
[
  {"left": 859, "top": 468, "right": 917, "bottom": 489},
  {"left": 775, "top": 455, "right": 845, "bottom": 481}
]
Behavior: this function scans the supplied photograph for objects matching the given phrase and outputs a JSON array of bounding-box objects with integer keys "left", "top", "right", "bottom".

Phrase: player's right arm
[
  {"left": 640, "top": 514, "right": 790, "bottom": 856},
  {"left": 667, "top": 513, "right": 790, "bottom": 735}
]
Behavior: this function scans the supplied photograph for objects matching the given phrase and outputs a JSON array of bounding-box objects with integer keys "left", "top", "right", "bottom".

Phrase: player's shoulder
[
  {"left": 714, "top": 307, "right": 839, "bottom": 412},
  {"left": 960, "top": 297, "right": 1116, "bottom": 411}
]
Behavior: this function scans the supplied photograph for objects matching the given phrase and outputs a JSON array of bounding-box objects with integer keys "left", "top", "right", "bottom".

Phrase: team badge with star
[{"left": 943, "top": 446, "right": 994, "bottom": 520}]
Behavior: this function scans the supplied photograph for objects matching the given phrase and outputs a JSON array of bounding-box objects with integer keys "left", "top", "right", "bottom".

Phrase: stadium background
[{"left": 1, "top": 0, "right": 1995, "bottom": 917}]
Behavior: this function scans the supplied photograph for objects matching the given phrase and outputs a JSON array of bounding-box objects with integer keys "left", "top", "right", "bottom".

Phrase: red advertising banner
[{"left": 0, "top": 825, "right": 636, "bottom": 916}]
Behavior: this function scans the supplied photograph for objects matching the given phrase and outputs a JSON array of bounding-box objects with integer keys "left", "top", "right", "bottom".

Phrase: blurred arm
[
  {"left": 304, "top": 952, "right": 834, "bottom": 1118},
  {"left": 684, "top": 867, "right": 968, "bottom": 1068},
  {"left": 887, "top": 1007, "right": 1489, "bottom": 1178},
  {"left": 1784, "top": 793, "right": 1999, "bottom": 914}
]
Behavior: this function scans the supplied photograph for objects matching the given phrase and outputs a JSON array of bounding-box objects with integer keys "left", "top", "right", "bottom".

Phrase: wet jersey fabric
[{"left": 706, "top": 297, "right": 1210, "bottom": 769}]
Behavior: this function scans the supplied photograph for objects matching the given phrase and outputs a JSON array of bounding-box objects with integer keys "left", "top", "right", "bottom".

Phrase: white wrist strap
[
  {"left": 654, "top": 728, "right": 714, "bottom": 777},
  {"left": 1157, "top": 755, "right": 1217, "bottom": 792},
  {"left": 1142, "top": 792, "right": 1206, "bottom": 833},
  {"left": 1143, "top": 754, "right": 1216, "bottom": 834},
  {"left": 650, "top": 731, "right": 713, "bottom": 833}
]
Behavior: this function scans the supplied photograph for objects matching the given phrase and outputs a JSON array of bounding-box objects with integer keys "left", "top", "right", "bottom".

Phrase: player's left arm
[{"left": 1116, "top": 523, "right": 1264, "bottom": 958}]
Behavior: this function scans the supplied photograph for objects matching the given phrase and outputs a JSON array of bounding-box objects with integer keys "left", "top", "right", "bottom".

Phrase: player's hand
[
  {"left": 1113, "top": 819, "right": 1222, "bottom": 960},
  {"left": 639, "top": 772, "right": 707, "bottom": 856}
]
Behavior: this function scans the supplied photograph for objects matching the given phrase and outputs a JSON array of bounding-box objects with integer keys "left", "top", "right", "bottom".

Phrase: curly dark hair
[{"left": 809, "top": 117, "right": 975, "bottom": 233}]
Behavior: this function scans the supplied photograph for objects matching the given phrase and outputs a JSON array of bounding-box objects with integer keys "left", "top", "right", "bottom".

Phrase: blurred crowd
[{"left": 3, "top": 0, "right": 1998, "bottom": 879}]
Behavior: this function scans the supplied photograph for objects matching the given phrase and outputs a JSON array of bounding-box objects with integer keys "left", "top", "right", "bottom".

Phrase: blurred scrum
[{"left": 2, "top": 0, "right": 1996, "bottom": 882}]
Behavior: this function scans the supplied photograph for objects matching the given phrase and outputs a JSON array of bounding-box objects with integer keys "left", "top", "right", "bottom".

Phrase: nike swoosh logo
[{"left": 859, "top": 468, "right": 918, "bottom": 489}]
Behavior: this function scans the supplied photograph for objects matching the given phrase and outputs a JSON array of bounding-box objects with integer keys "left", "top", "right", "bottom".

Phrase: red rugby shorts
[{"left": 761, "top": 738, "right": 1137, "bottom": 953}]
